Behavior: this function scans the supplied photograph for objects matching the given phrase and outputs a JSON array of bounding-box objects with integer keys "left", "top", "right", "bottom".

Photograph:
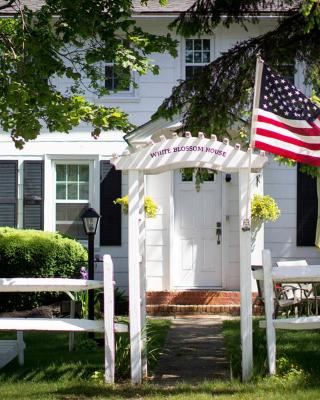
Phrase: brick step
[
  {"left": 146, "top": 304, "right": 264, "bottom": 316},
  {"left": 147, "top": 291, "right": 256, "bottom": 306}
]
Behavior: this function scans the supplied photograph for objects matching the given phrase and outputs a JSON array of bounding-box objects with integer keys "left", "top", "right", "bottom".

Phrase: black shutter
[
  {"left": 23, "top": 161, "right": 44, "bottom": 230},
  {"left": 297, "top": 164, "right": 317, "bottom": 246},
  {"left": 0, "top": 161, "right": 18, "bottom": 227},
  {"left": 100, "top": 161, "right": 122, "bottom": 245}
]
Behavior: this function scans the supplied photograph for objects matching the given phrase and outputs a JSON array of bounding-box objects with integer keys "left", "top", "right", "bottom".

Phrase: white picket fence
[
  {"left": 256, "top": 249, "right": 320, "bottom": 375},
  {"left": 0, "top": 254, "right": 127, "bottom": 383}
]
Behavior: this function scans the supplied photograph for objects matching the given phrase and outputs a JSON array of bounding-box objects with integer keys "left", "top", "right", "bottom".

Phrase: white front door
[{"left": 173, "top": 170, "right": 222, "bottom": 288}]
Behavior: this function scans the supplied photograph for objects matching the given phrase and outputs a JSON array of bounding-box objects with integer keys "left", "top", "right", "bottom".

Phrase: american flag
[{"left": 252, "top": 62, "right": 320, "bottom": 166}]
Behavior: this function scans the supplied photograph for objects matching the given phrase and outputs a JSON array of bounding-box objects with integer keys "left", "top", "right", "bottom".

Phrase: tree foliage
[
  {"left": 0, "top": 0, "right": 177, "bottom": 147},
  {"left": 155, "top": 0, "right": 320, "bottom": 171}
]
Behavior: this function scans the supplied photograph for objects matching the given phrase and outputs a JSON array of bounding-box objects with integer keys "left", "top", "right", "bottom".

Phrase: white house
[{"left": 0, "top": 1, "right": 319, "bottom": 310}]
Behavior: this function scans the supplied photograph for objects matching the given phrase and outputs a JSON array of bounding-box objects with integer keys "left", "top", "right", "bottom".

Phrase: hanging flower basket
[
  {"left": 251, "top": 194, "right": 280, "bottom": 223},
  {"left": 113, "top": 195, "right": 158, "bottom": 218}
]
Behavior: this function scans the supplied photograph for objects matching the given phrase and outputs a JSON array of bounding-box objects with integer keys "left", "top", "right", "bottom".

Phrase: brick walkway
[{"left": 152, "top": 316, "right": 231, "bottom": 384}]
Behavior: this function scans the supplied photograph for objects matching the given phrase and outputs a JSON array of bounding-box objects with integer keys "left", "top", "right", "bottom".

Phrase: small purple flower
[{"left": 80, "top": 266, "right": 88, "bottom": 280}]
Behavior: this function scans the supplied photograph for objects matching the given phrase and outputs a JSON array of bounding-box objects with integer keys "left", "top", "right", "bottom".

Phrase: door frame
[{"left": 169, "top": 170, "right": 228, "bottom": 290}]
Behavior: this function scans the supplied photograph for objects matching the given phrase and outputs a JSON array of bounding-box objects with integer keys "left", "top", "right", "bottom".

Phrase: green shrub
[{"left": 0, "top": 227, "right": 87, "bottom": 312}]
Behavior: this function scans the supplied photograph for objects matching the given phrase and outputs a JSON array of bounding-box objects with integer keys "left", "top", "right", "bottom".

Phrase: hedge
[{"left": 0, "top": 227, "right": 88, "bottom": 312}]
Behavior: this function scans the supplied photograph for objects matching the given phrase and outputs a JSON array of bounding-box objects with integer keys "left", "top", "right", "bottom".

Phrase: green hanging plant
[
  {"left": 251, "top": 194, "right": 280, "bottom": 223},
  {"left": 113, "top": 195, "right": 158, "bottom": 218}
]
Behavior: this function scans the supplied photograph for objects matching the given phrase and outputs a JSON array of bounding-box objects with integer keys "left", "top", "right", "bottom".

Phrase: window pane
[
  {"left": 203, "top": 51, "right": 210, "bottom": 63},
  {"left": 185, "top": 66, "right": 194, "bottom": 80},
  {"left": 203, "top": 39, "right": 210, "bottom": 50},
  {"left": 56, "top": 203, "right": 87, "bottom": 240},
  {"left": 114, "top": 66, "right": 131, "bottom": 91},
  {"left": 203, "top": 171, "right": 215, "bottom": 181},
  {"left": 67, "top": 183, "right": 78, "bottom": 200},
  {"left": 56, "top": 203, "right": 86, "bottom": 221},
  {"left": 56, "top": 183, "right": 66, "bottom": 200},
  {"left": 194, "top": 39, "right": 202, "bottom": 50},
  {"left": 194, "top": 51, "right": 202, "bottom": 63},
  {"left": 105, "top": 65, "right": 114, "bottom": 90},
  {"left": 67, "top": 165, "right": 78, "bottom": 182},
  {"left": 181, "top": 169, "right": 193, "bottom": 182},
  {"left": 185, "top": 50, "right": 193, "bottom": 63},
  {"left": 56, "top": 222, "right": 87, "bottom": 239},
  {"left": 193, "top": 66, "right": 204, "bottom": 76},
  {"left": 79, "top": 165, "right": 89, "bottom": 182},
  {"left": 56, "top": 165, "right": 66, "bottom": 181},
  {"left": 79, "top": 183, "right": 89, "bottom": 200},
  {"left": 186, "top": 39, "right": 193, "bottom": 50},
  {"left": 105, "top": 65, "right": 130, "bottom": 91}
]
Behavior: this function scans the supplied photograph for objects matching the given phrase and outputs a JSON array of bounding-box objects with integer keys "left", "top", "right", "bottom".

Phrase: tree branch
[{"left": 0, "top": 0, "right": 16, "bottom": 11}]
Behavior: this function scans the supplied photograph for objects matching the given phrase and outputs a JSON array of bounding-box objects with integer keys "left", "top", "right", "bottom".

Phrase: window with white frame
[
  {"left": 104, "top": 39, "right": 133, "bottom": 93},
  {"left": 104, "top": 63, "right": 131, "bottom": 92},
  {"left": 55, "top": 164, "right": 90, "bottom": 240},
  {"left": 185, "top": 38, "right": 211, "bottom": 80}
]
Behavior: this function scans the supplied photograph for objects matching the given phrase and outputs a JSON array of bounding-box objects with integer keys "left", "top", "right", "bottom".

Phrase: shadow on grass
[
  {"left": 0, "top": 319, "right": 170, "bottom": 384},
  {"left": 53, "top": 377, "right": 320, "bottom": 400},
  {"left": 3, "top": 319, "right": 320, "bottom": 399}
]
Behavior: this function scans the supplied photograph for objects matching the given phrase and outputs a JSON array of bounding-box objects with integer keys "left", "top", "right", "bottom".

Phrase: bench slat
[
  {"left": 260, "top": 316, "right": 320, "bottom": 330},
  {"left": 0, "top": 318, "right": 128, "bottom": 333},
  {"left": 0, "top": 278, "right": 103, "bottom": 292}
]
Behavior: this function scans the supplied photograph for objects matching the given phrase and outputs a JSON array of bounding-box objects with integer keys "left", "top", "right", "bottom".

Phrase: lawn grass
[
  {"left": 2, "top": 318, "right": 320, "bottom": 399},
  {"left": 223, "top": 318, "right": 320, "bottom": 378}
]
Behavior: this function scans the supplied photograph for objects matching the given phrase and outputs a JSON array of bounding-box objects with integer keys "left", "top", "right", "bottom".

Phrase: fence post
[
  {"left": 17, "top": 331, "right": 24, "bottom": 365},
  {"left": 128, "top": 170, "right": 142, "bottom": 384},
  {"left": 262, "top": 249, "right": 276, "bottom": 375},
  {"left": 103, "top": 254, "right": 115, "bottom": 383}
]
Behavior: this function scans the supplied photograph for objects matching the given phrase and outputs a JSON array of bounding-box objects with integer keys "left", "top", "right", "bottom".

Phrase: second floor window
[
  {"left": 105, "top": 64, "right": 131, "bottom": 92},
  {"left": 185, "top": 39, "right": 211, "bottom": 80}
]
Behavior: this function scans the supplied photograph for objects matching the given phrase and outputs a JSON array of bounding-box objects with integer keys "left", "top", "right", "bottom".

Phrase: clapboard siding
[
  {"left": 265, "top": 227, "right": 296, "bottom": 243},
  {"left": 145, "top": 172, "right": 171, "bottom": 290},
  {"left": 265, "top": 160, "right": 320, "bottom": 266}
]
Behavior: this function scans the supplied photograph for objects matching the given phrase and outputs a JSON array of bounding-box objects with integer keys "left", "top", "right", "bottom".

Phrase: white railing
[
  {"left": 0, "top": 254, "right": 127, "bottom": 383},
  {"left": 255, "top": 249, "right": 320, "bottom": 375}
]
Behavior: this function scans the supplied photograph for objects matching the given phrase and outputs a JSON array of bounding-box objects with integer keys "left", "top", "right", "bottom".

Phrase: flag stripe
[
  {"left": 255, "top": 134, "right": 320, "bottom": 157},
  {"left": 255, "top": 140, "right": 320, "bottom": 166},
  {"left": 256, "top": 127, "right": 320, "bottom": 150},
  {"left": 257, "top": 114, "right": 320, "bottom": 136},
  {"left": 256, "top": 121, "right": 320, "bottom": 143},
  {"left": 254, "top": 109, "right": 315, "bottom": 129},
  {"left": 311, "top": 118, "right": 320, "bottom": 130}
]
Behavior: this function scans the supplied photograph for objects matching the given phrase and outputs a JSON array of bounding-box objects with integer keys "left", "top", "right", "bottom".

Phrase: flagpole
[
  {"left": 244, "top": 55, "right": 264, "bottom": 226},
  {"left": 250, "top": 56, "right": 264, "bottom": 149},
  {"left": 240, "top": 55, "right": 265, "bottom": 381}
]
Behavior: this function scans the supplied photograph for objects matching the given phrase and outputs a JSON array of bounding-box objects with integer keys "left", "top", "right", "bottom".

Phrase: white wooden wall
[{"left": 264, "top": 160, "right": 320, "bottom": 265}]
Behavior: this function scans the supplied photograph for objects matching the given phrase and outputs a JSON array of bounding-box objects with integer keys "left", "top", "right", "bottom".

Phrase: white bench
[
  {"left": 258, "top": 250, "right": 320, "bottom": 375},
  {"left": 0, "top": 255, "right": 126, "bottom": 382}
]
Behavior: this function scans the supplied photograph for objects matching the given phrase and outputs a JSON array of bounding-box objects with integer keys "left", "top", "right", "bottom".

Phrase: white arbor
[{"left": 112, "top": 133, "right": 268, "bottom": 382}]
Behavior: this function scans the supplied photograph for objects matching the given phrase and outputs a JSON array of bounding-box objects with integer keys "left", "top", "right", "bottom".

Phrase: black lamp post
[{"left": 81, "top": 207, "right": 101, "bottom": 325}]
